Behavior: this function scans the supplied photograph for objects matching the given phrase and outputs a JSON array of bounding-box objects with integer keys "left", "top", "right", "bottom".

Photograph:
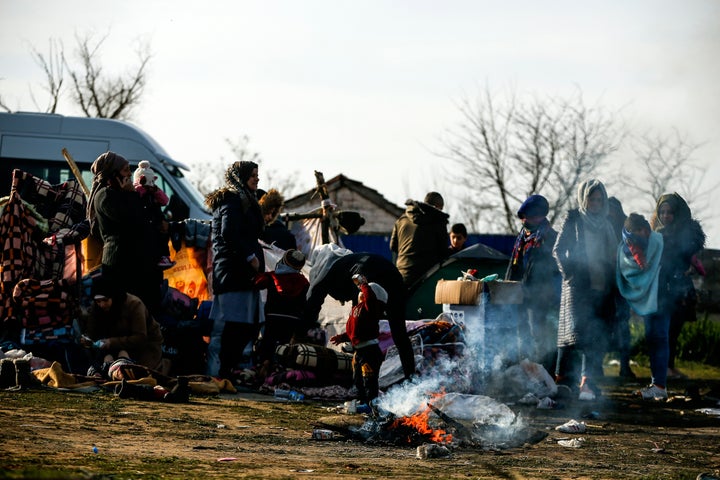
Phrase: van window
[{"left": 1, "top": 158, "right": 192, "bottom": 221}]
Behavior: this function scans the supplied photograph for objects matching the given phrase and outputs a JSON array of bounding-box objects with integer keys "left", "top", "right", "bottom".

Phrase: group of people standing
[
  {"left": 506, "top": 179, "right": 705, "bottom": 402},
  {"left": 83, "top": 150, "right": 707, "bottom": 407}
]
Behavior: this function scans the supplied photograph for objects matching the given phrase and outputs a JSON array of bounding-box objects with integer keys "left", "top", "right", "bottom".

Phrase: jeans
[{"left": 644, "top": 311, "right": 670, "bottom": 388}]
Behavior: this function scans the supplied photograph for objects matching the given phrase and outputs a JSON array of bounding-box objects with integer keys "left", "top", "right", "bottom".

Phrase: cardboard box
[{"left": 434, "top": 280, "right": 482, "bottom": 305}]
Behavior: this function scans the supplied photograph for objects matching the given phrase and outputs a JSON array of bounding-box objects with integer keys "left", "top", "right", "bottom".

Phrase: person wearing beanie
[
  {"left": 390, "top": 191, "right": 449, "bottom": 288},
  {"left": 133, "top": 160, "right": 175, "bottom": 270},
  {"left": 205, "top": 161, "right": 265, "bottom": 379},
  {"left": 253, "top": 249, "right": 310, "bottom": 379},
  {"left": 330, "top": 274, "right": 388, "bottom": 405},
  {"left": 87, "top": 151, "right": 163, "bottom": 317},
  {"left": 505, "top": 194, "right": 560, "bottom": 375},
  {"left": 80, "top": 275, "right": 165, "bottom": 373}
]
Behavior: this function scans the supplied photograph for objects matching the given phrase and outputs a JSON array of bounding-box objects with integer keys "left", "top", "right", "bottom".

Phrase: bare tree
[
  {"left": 67, "top": 32, "right": 150, "bottom": 120},
  {"left": 187, "top": 136, "right": 307, "bottom": 197},
  {"left": 1, "top": 32, "right": 150, "bottom": 120},
  {"left": 439, "top": 86, "right": 622, "bottom": 233},
  {"left": 28, "top": 39, "right": 65, "bottom": 113},
  {"left": 614, "top": 129, "right": 717, "bottom": 221}
]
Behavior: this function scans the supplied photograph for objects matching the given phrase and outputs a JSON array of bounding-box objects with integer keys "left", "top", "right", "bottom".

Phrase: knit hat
[
  {"left": 282, "top": 249, "right": 306, "bottom": 271},
  {"left": 368, "top": 282, "right": 388, "bottom": 304},
  {"left": 91, "top": 276, "right": 118, "bottom": 300},
  {"left": 517, "top": 194, "right": 549, "bottom": 219},
  {"left": 133, "top": 160, "right": 157, "bottom": 188}
]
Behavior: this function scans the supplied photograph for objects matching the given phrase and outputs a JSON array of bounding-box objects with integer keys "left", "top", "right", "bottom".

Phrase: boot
[
  {"left": 114, "top": 379, "right": 157, "bottom": 401},
  {"left": 0, "top": 358, "right": 16, "bottom": 388},
  {"left": 13, "top": 358, "right": 40, "bottom": 390},
  {"left": 164, "top": 376, "right": 190, "bottom": 403}
]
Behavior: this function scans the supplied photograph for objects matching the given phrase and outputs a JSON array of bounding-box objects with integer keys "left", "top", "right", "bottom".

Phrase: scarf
[
  {"left": 622, "top": 227, "right": 649, "bottom": 269},
  {"left": 510, "top": 219, "right": 549, "bottom": 271},
  {"left": 577, "top": 178, "right": 610, "bottom": 231}
]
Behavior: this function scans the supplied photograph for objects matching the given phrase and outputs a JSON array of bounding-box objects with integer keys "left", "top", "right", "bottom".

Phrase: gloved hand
[
  {"left": 352, "top": 273, "right": 367, "bottom": 286},
  {"left": 93, "top": 339, "right": 108, "bottom": 350}
]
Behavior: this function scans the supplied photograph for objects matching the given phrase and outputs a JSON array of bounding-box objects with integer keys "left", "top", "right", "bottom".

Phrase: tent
[{"left": 405, "top": 243, "right": 509, "bottom": 320}]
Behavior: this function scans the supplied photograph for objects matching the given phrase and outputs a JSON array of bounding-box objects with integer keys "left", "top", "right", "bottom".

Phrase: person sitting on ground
[
  {"left": 448, "top": 223, "right": 469, "bottom": 255},
  {"left": 133, "top": 160, "right": 175, "bottom": 269},
  {"left": 80, "top": 276, "right": 166, "bottom": 375},
  {"left": 615, "top": 213, "right": 666, "bottom": 400},
  {"left": 330, "top": 274, "right": 388, "bottom": 406},
  {"left": 254, "top": 249, "right": 310, "bottom": 378}
]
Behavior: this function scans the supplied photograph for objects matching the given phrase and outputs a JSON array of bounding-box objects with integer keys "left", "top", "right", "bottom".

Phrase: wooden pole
[{"left": 61, "top": 148, "right": 90, "bottom": 198}]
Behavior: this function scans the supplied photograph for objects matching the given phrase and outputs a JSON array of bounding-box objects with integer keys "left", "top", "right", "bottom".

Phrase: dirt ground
[{"left": 1, "top": 376, "right": 720, "bottom": 480}]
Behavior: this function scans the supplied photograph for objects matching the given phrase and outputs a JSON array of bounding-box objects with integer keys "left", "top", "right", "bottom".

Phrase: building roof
[{"left": 284, "top": 173, "right": 405, "bottom": 218}]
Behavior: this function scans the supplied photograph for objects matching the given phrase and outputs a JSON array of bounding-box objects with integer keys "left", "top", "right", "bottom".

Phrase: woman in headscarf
[
  {"left": 205, "top": 161, "right": 265, "bottom": 379},
  {"left": 553, "top": 179, "right": 618, "bottom": 401},
  {"left": 87, "top": 151, "right": 161, "bottom": 315},
  {"left": 650, "top": 193, "right": 705, "bottom": 380}
]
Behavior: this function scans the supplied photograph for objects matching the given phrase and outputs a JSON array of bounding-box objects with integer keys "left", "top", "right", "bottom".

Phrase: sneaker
[
  {"left": 555, "top": 419, "right": 587, "bottom": 433},
  {"left": 638, "top": 384, "right": 668, "bottom": 401},
  {"left": 157, "top": 256, "right": 176, "bottom": 269},
  {"left": 518, "top": 393, "right": 540, "bottom": 405},
  {"left": 537, "top": 397, "right": 558, "bottom": 409},
  {"left": 578, "top": 384, "right": 596, "bottom": 401},
  {"left": 557, "top": 437, "right": 586, "bottom": 448}
]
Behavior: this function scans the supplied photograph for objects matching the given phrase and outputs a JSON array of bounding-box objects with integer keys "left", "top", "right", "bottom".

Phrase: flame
[{"left": 390, "top": 390, "right": 453, "bottom": 444}]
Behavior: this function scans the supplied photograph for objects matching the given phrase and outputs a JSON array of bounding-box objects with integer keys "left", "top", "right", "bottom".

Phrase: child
[
  {"left": 133, "top": 160, "right": 174, "bottom": 269},
  {"left": 448, "top": 223, "right": 468, "bottom": 255},
  {"left": 330, "top": 274, "right": 387, "bottom": 406},
  {"left": 616, "top": 213, "right": 667, "bottom": 400},
  {"left": 253, "top": 249, "right": 310, "bottom": 377}
]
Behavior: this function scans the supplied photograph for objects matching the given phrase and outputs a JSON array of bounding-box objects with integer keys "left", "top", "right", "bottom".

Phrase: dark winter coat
[
  {"left": 553, "top": 209, "right": 617, "bottom": 347},
  {"left": 85, "top": 293, "right": 164, "bottom": 370},
  {"left": 650, "top": 194, "right": 706, "bottom": 313},
  {"left": 261, "top": 219, "right": 297, "bottom": 250},
  {"left": 390, "top": 200, "right": 449, "bottom": 289},
  {"left": 505, "top": 220, "right": 561, "bottom": 304},
  {"left": 206, "top": 187, "right": 265, "bottom": 294}
]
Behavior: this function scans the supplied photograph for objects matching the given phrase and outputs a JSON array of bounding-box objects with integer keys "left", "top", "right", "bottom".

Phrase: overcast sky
[{"left": 2, "top": 1, "right": 719, "bottom": 246}]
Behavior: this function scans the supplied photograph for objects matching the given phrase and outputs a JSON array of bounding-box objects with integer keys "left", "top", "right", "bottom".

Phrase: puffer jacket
[{"left": 206, "top": 187, "right": 265, "bottom": 293}]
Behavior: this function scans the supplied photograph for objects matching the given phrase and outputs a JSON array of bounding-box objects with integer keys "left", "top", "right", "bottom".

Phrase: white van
[{"left": 0, "top": 111, "right": 210, "bottom": 221}]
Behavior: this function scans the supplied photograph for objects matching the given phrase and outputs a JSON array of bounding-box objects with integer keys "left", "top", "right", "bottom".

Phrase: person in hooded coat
[
  {"left": 650, "top": 192, "right": 706, "bottom": 380},
  {"left": 390, "top": 191, "right": 449, "bottom": 289},
  {"left": 205, "top": 161, "right": 265, "bottom": 379},
  {"left": 553, "top": 179, "right": 618, "bottom": 401}
]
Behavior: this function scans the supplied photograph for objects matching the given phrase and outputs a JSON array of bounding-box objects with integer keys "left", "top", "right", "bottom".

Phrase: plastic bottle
[
  {"left": 274, "top": 388, "right": 291, "bottom": 399},
  {"left": 288, "top": 391, "right": 305, "bottom": 402},
  {"left": 274, "top": 388, "right": 304, "bottom": 401}
]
